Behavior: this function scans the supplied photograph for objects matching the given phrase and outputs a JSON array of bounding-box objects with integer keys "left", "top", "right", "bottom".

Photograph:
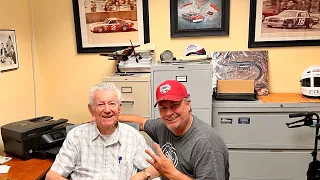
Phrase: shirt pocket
[{"left": 117, "top": 160, "right": 136, "bottom": 180}]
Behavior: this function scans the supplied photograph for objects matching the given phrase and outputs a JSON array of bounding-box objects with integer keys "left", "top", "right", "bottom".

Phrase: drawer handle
[{"left": 122, "top": 100, "right": 135, "bottom": 105}]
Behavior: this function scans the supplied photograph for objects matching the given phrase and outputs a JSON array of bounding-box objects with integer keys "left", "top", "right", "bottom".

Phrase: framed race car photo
[
  {"left": 72, "top": 0, "right": 150, "bottom": 53},
  {"left": 248, "top": 0, "right": 320, "bottom": 48},
  {"left": 170, "top": 0, "right": 230, "bottom": 38}
]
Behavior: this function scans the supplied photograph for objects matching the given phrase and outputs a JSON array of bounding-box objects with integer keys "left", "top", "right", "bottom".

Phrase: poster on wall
[
  {"left": 72, "top": 0, "right": 150, "bottom": 53},
  {"left": 248, "top": 0, "right": 320, "bottom": 48},
  {"left": 0, "top": 30, "right": 19, "bottom": 72},
  {"left": 211, "top": 51, "right": 269, "bottom": 96},
  {"left": 170, "top": 0, "right": 230, "bottom": 37}
]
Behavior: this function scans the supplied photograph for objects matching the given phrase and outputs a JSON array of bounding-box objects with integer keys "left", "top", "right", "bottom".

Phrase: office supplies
[
  {"left": 213, "top": 80, "right": 257, "bottom": 101},
  {"left": 1, "top": 116, "right": 72, "bottom": 160},
  {"left": 118, "top": 156, "right": 122, "bottom": 164},
  {"left": 0, "top": 165, "right": 10, "bottom": 173},
  {"left": 0, "top": 156, "right": 11, "bottom": 164}
]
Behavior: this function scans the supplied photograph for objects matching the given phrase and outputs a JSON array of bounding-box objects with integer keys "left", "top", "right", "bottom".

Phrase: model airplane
[{"left": 100, "top": 40, "right": 142, "bottom": 63}]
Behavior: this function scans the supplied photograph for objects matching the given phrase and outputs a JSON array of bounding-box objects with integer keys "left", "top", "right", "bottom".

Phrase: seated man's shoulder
[
  {"left": 67, "top": 123, "right": 92, "bottom": 136},
  {"left": 119, "top": 122, "right": 143, "bottom": 137}
]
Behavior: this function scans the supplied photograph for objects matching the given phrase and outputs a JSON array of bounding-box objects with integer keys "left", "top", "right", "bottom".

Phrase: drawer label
[
  {"left": 121, "top": 87, "right": 132, "bottom": 93},
  {"left": 221, "top": 118, "right": 232, "bottom": 124},
  {"left": 238, "top": 117, "right": 250, "bottom": 124},
  {"left": 176, "top": 76, "right": 187, "bottom": 82}
]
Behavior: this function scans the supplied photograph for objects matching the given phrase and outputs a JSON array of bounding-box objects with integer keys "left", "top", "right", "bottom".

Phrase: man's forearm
[
  {"left": 118, "top": 114, "right": 148, "bottom": 131},
  {"left": 45, "top": 170, "right": 68, "bottom": 180}
]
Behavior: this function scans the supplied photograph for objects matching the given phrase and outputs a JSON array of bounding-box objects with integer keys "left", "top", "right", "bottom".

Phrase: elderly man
[
  {"left": 46, "top": 82, "right": 158, "bottom": 180},
  {"left": 94, "top": 80, "right": 230, "bottom": 180}
]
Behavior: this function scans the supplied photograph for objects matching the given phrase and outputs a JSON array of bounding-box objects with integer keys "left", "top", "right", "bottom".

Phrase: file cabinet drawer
[{"left": 112, "top": 82, "right": 150, "bottom": 116}]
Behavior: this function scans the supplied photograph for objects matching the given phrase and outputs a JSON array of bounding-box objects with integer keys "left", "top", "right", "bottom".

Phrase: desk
[{"left": 0, "top": 152, "right": 53, "bottom": 180}]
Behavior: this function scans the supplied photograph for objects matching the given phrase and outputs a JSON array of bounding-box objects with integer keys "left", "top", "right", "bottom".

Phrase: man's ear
[
  {"left": 185, "top": 99, "right": 191, "bottom": 105},
  {"left": 88, "top": 104, "right": 94, "bottom": 116},
  {"left": 119, "top": 103, "right": 122, "bottom": 113}
]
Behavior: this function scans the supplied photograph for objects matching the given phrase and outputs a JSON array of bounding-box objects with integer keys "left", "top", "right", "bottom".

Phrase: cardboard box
[{"left": 217, "top": 80, "right": 254, "bottom": 93}]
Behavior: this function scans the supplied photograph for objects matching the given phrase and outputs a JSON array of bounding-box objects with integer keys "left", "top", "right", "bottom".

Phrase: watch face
[{"left": 145, "top": 171, "right": 151, "bottom": 179}]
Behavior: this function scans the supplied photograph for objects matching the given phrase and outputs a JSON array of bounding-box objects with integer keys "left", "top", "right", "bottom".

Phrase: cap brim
[{"left": 153, "top": 95, "right": 184, "bottom": 107}]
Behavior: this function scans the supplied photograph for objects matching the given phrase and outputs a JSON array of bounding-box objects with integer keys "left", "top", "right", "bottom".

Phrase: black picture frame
[
  {"left": 248, "top": 0, "right": 320, "bottom": 48},
  {"left": 72, "top": 0, "right": 150, "bottom": 53},
  {"left": 0, "top": 29, "right": 19, "bottom": 72},
  {"left": 170, "top": 0, "right": 229, "bottom": 38}
]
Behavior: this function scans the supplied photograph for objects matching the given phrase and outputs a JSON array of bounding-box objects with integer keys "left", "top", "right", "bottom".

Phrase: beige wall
[
  {"left": 0, "top": 0, "right": 36, "bottom": 150},
  {"left": 0, "top": 0, "right": 320, "bottom": 149},
  {"left": 32, "top": 0, "right": 116, "bottom": 125},
  {"left": 32, "top": 0, "right": 320, "bottom": 124}
]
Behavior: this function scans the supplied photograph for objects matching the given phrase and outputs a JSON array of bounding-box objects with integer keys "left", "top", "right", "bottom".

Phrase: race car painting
[
  {"left": 181, "top": 12, "right": 204, "bottom": 23},
  {"left": 89, "top": 18, "right": 134, "bottom": 33},
  {"left": 263, "top": 10, "right": 319, "bottom": 29}
]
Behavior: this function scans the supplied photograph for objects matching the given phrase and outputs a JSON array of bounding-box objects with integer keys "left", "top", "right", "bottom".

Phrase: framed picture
[
  {"left": 170, "top": 0, "right": 230, "bottom": 38},
  {"left": 249, "top": 0, "right": 320, "bottom": 48},
  {"left": 0, "top": 30, "right": 19, "bottom": 72},
  {"left": 72, "top": 0, "right": 150, "bottom": 53}
]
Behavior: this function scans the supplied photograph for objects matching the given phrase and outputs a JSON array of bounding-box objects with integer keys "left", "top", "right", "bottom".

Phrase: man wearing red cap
[{"left": 123, "top": 80, "right": 230, "bottom": 180}]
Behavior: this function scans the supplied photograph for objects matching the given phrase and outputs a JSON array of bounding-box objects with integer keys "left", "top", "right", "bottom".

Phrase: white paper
[
  {"left": 0, "top": 165, "right": 10, "bottom": 173},
  {"left": 0, "top": 156, "right": 12, "bottom": 164}
]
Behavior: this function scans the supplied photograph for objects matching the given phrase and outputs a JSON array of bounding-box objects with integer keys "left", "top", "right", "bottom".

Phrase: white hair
[{"left": 89, "top": 82, "right": 121, "bottom": 108}]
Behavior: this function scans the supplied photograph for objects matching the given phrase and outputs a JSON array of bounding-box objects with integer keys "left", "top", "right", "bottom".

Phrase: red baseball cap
[{"left": 154, "top": 80, "right": 189, "bottom": 107}]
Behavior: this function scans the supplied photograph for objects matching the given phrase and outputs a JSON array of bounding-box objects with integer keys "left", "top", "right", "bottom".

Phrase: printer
[{"left": 1, "top": 116, "right": 72, "bottom": 160}]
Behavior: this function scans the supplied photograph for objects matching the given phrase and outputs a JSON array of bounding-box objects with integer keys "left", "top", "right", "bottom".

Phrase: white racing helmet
[{"left": 300, "top": 65, "right": 320, "bottom": 97}]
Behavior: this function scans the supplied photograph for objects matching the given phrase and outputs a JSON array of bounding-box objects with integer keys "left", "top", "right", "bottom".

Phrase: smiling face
[
  {"left": 158, "top": 99, "right": 192, "bottom": 136},
  {"left": 88, "top": 89, "right": 122, "bottom": 135}
]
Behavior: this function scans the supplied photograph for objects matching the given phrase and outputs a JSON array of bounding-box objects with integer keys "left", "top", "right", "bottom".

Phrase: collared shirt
[
  {"left": 180, "top": 0, "right": 220, "bottom": 16},
  {"left": 50, "top": 122, "right": 152, "bottom": 180}
]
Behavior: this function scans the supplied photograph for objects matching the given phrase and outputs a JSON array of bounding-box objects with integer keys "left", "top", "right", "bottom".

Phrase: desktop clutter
[
  {"left": 99, "top": 40, "right": 320, "bottom": 102},
  {"left": 1, "top": 116, "right": 73, "bottom": 161}
]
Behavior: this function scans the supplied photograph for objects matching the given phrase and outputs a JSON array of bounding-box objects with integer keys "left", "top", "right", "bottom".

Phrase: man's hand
[
  {"left": 82, "top": 116, "right": 95, "bottom": 124},
  {"left": 145, "top": 143, "right": 178, "bottom": 178}
]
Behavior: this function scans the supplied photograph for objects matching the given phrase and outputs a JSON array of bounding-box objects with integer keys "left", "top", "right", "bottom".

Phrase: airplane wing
[
  {"left": 100, "top": 53, "right": 126, "bottom": 57},
  {"left": 100, "top": 53, "right": 129, "bottom": 61}
]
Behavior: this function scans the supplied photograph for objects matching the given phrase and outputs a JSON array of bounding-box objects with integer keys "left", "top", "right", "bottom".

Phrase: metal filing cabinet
[
  {"left": 151, "top": 63, "right": 213, "bottom": 126},
  {"left": 102, "top": 73, "right": 153, "bottom": 147},
  {"left": 212, "top": 100, "right": 320, "bottom": 180}
]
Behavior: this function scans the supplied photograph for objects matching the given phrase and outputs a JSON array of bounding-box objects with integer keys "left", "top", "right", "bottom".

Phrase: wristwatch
[{"left": 143, "top": 169, "right": 151, "bottom": 180}]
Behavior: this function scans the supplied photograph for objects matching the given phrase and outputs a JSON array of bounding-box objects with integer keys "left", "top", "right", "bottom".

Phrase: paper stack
[
  {"left": 119, "top": 50, "right": 154, "bottom": 72},
  {"left": 0, "top": 165, "right": 10, "bottom": 173}
]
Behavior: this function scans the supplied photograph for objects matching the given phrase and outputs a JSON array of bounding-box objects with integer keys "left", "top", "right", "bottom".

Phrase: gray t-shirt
[{"left": 144, "top": 115, "right": 230, "bottom": 180}]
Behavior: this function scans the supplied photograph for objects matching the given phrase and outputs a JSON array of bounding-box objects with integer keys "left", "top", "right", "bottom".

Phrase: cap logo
[{"left": 160, "top": 84, "right": 171, "bottom": 94}]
